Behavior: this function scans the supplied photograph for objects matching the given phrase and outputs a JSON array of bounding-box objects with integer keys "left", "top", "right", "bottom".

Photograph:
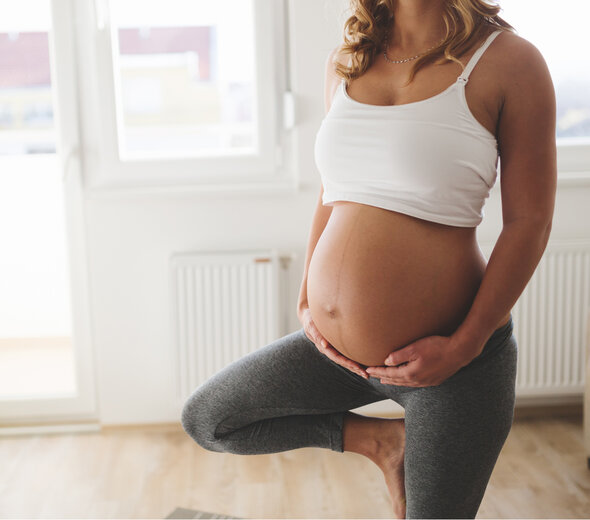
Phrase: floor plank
[{"left": 0, "top": 415, "right": 589, "bottom": 519}]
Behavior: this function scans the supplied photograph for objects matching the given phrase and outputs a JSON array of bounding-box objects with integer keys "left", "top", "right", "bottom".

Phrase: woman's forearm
[{"left": 450, "top": 218, "right": 552, "bottom": 362}]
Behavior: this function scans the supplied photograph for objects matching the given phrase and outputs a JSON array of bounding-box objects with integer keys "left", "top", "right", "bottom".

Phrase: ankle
[
  {"left": 374, "top": 417, "right": 406, "bottom": 463},
  {"left": 342, "top": 412, "right": 386, "bottom": 461}
]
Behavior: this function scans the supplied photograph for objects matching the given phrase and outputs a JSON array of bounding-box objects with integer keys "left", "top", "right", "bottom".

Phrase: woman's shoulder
[
  {"left": 325, "top": 44, "right": 349, "bottom": 76},
  {"left": 489, "top": 29, "right": 552, "bottom": 87},
  {"left": 323, "top": 45, "right": 347, "bottom": 113},
  {"left": 492, "top": 29, "right": 546, "bottom": 64}
]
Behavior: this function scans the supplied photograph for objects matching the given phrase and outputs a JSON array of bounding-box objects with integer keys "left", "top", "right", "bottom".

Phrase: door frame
[{"left": 0, "top": 0, "right": 99, "bottom": 430}]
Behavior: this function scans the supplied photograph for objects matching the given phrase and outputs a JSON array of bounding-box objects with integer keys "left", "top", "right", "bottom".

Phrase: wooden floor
[{"left": 1, "top": 411, "right": 589, "bottom": 519}]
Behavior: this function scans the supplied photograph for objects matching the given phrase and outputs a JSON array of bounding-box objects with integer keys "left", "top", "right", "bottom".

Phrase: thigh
[
  {"left": 402, "top": 332, "right": 518, "bottom": 519},
  {"left": 183, "top": 328, "right": 385, "bottom": 431}
]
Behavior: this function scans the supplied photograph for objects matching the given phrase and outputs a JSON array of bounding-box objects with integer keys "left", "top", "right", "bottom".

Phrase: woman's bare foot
[
  {"left": 342, "top": 413, "right": 407, "bottom": 518},
  {"left": 372, "top": 418, "right": 406, "bottom": 519}
]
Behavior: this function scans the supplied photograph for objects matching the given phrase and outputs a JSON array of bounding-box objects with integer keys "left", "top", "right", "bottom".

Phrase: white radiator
[
  {"left": 171, "top": 241, "right": 589, "bottom": 409},
  {"left": 480, "top": 239, "right": 590, "bottom": 401},
  {"left": 170, "top": 249, "right": 293, "bottom": 402}
]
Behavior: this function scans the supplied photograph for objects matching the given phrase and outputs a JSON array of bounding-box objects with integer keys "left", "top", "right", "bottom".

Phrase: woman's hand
[
  {"left": 365, "top": 334, "right": 473, "bottom": 387},
  {"left": 298, "top": 307, "right": 369, "bottom": 379}
]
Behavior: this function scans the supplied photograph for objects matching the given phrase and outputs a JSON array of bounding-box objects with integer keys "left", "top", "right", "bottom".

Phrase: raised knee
[{"left": 180, "top": 391, "right": 226, "bottom": 453}]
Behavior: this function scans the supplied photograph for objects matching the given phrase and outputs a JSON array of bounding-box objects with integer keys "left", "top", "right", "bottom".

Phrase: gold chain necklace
[{"left": 382, "top": 30, "right": 444, "bottom": 64}]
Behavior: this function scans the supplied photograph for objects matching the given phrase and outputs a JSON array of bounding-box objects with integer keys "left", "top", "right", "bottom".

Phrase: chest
[{"left": 345, "top": 55, "right": 502, "bottom": 138}]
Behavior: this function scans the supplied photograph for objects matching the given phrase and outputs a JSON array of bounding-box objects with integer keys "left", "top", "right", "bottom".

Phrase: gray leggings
[{"left": 181, "top": 315, "right": 517, "bottom": 519}]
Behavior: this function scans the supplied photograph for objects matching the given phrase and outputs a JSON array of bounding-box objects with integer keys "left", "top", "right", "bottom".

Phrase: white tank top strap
[{"left": 457, "top": 29, "right": 502, "bottom": 83}]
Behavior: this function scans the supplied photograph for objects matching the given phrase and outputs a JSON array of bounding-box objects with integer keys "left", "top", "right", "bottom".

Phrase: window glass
[
  {"left": 110, "top": 0, "right": 257, "bottom": 159},
  {"left": 0, "top": 0, "right": 76, "bottom": 400},
  {"left": 500, "top": 0, "right": 590, "bottom": 142},
  {"left": 0, "top": 1, "right": 56, "bottom": 155}
]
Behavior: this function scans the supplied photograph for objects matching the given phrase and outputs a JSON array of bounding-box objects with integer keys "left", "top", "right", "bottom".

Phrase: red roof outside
[
  {"left": 119, "top": 26, "right": 212, "bottom": 80},
  {"left": 0, "top": 26, "right": 212, "bottom": 88},
  {"left": 0, "top": 32, "right": 51, "bottom": 88}
]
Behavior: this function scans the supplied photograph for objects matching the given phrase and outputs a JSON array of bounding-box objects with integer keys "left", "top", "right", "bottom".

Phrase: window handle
[
  {"left": 94, "top": 0, "right": 110, "bottom": 32},
  {"left": 62, "top": 146, "right": 80, "bottom": 184},
  {"left": 283, "top": 91, "right": 295, "bottom": 130}
]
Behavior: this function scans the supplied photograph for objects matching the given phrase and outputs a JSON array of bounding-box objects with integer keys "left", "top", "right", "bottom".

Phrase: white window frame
[
  {"left": 0, "top": 0, "right": 99, "bottom": 426},
  {"left": 76, "top": 0, "right": 295, "bottom": 193},
  {"left": 557, "top": 141, "right": 590, "bottom": 185}
]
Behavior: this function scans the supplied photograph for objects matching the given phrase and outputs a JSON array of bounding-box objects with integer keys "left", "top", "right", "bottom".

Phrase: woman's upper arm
[
  {"left": 318, "top": 45, "right": 344, "bottom": 197},
  {"left": 324, "top": 45, "right": 344, "bottom": 115},
  {"left": 497, "top": 35, "right": 557, "bottom": 228}
]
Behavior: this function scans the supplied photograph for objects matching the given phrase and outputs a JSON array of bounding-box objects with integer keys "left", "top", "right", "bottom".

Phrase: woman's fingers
[
  {"left": 323, "top": 344, "right": 369, "bottom": 379},
  {"left": 302, "top": 312, "right": 368, "bottom": 379}
]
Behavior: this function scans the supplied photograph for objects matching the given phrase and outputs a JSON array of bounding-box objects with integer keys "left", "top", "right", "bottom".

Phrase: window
[
  {"left": 83, "top": 0, "right": 291, "bottom": 191},
  {"left": 0, "top": 0, "right": 96, "bottom": 419},
  {"left": 110, "top": 1, "right": 257, "bottom": 160},
  {"left": 499, "top": 0, "right": 590, "bottom": 175},
  {"left": 0, "top": 2, "right": 56, "bottom": 155}
]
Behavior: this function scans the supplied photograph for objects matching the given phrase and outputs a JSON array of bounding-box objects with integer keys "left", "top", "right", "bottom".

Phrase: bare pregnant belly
[{"left": 306, "top": 202, "right": 509, "bottom": 367}]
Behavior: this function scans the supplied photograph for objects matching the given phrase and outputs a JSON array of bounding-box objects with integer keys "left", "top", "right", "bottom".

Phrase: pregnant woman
[{"left": 182, "top": 0, "right": 556, "bottom": 517}]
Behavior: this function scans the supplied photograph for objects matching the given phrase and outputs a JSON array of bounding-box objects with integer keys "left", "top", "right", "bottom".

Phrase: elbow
[
  {"left": 503, "top": 215, "right": 553, "bottom": 246},
  {"left": 538, "top": 219, "right": 552, "bottom": 250},
  {"left": 503, "top": 212, "right": 553, "bottom": 233},
  {"left": 536, "top": 215, "right": 553, "bottom": 240}
]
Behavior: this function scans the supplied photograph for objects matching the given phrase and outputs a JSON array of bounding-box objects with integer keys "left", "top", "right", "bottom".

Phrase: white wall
[{"left": 79, "top": 0, "right": 590, "bottom": 425}]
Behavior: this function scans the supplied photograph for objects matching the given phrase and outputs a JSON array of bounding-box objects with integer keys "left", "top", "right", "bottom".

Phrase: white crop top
[{"left": 314, "top": 29, "right": 502, "bottom": 227}]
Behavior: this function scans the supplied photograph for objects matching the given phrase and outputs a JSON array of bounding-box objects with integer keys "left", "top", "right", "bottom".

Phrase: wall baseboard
[
  {"left": 1, "top": 398, "right": 582, "bottom": 437},
  {"left": 0, "top": 421, "right": 100, "bottom": 437}
]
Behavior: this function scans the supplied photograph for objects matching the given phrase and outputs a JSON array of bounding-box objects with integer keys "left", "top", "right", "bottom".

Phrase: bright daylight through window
[
  {"left": 0, "top": 2, "right": 55, "bottom": 155},
  {"left": 500, "top": 0, "right": 590, "bottom": 143},
  {"left": 109, "top": 0, "right": 257, "bottom": 160},
  {"left": 1, "top": 2, "right": 586, "bottom": 157}
]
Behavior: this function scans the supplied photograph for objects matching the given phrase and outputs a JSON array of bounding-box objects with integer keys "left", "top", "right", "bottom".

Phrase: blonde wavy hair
[{"left": 335, "top": 0, "right": 515, "bottom": 86}]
